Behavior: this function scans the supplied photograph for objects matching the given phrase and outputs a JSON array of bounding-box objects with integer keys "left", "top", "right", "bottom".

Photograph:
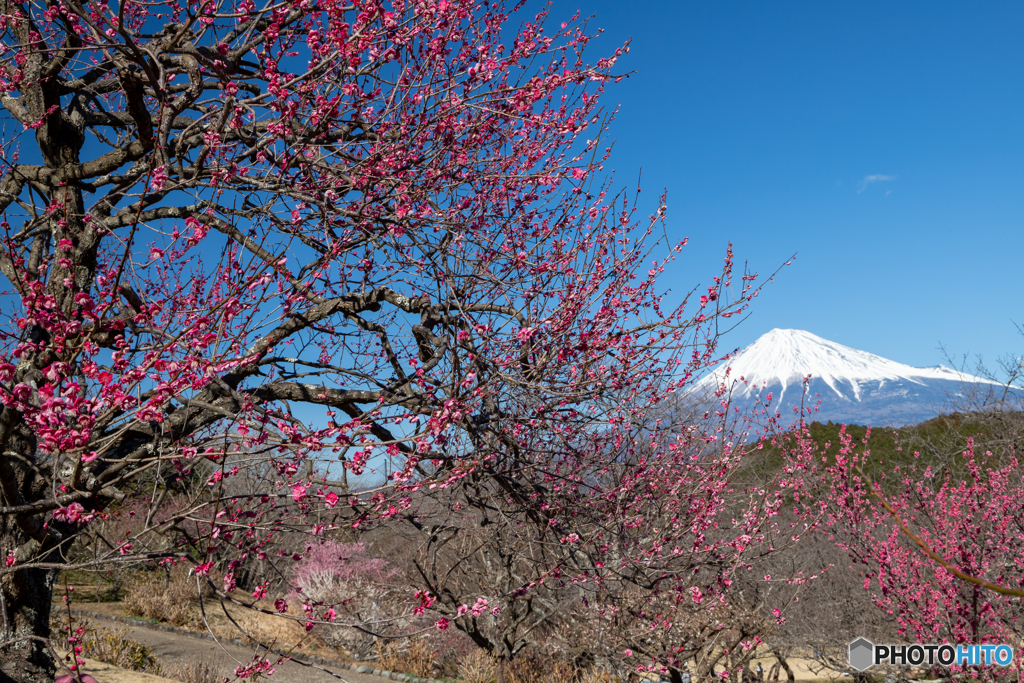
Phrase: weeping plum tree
[{"left": 0, "top": 0, "right": 771, "bottom": 679}]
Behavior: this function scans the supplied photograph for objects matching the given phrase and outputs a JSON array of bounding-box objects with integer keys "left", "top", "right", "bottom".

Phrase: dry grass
[
  {"left": 506, "top": 655, "right": 579, "bottom": 683},
  {"left": 215, "top": 609, "right": 306, "bottom": 648},
  {"left": 162, "top": 658, "right": 222, "bottom": 683},
  {"left": 454, "top": 648, "right": 619, "bottom": 683},
  {"left": 231, "top": 611, "right": 284, "bottom": 645},
  {"left": 123, "top": 570, "right": 201, "bottom": 627},
  {"left": 377, "top": 638, "right": 435, "bottom": 678},
  {"left": 578, "top": 669, "right": 617, "bottom": 683},
  {"left": 456, "top": 649, "right": 498, "bottom": 683},
  {"left": 240, "top": 607, "right": 312, "bottom": 645}
]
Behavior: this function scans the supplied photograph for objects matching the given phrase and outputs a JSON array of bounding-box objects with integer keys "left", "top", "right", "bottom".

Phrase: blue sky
[{"left": 542, "top": 0, "right": 1024, "bottom": 375}]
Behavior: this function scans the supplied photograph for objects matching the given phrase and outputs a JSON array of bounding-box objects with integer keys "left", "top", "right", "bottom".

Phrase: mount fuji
[{"left": 693, "top": 329, "right": 1013, "bottom": 426}]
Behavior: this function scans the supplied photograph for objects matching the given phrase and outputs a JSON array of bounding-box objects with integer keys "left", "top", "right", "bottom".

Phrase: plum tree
[{"left": 0, "top": 0, "right": 769, "bottom": 679}]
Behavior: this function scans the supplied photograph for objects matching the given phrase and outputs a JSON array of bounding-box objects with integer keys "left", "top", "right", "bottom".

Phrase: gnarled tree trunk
[
  {"left": 0, "top": 415, "right": 70, "bottom": 682},
  {"left": 0, "top": 554, "right": 61, "bottom": 683}
]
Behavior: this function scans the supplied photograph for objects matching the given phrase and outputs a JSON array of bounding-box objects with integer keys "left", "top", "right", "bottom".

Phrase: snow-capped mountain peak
[{"left": 695, "top": 329, "right": 1001, "bottom": 424}]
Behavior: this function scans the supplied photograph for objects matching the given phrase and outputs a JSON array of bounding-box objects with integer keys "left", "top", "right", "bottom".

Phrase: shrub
[
  {"left": 506, "top": 654, "right": 579, "bottom": 683},
  {"left": 457, "top": 649, "right": 498, "bottom": 683},
  {"left": 82, "top": 627, "right": 162, "bottom": 675}
]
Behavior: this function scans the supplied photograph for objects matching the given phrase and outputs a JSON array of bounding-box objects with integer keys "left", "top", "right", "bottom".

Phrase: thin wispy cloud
[{"left": 858, "top": 174, "right": 897, "bottom": 193}]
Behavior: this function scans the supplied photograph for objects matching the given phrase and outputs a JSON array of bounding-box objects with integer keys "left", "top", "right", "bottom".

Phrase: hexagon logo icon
[{"left": 849, "top": 637, "right": 875, "bottom": 672}]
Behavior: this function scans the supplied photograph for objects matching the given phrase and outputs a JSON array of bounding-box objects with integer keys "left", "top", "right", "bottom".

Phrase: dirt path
[{"left": 77, "top": 612, "right": 421, "bottom": 683}]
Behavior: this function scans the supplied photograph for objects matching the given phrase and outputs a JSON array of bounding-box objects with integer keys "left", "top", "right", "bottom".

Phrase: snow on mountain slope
[{"left": 693, "top": 329, "right": 1005, "bottom": 425}]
